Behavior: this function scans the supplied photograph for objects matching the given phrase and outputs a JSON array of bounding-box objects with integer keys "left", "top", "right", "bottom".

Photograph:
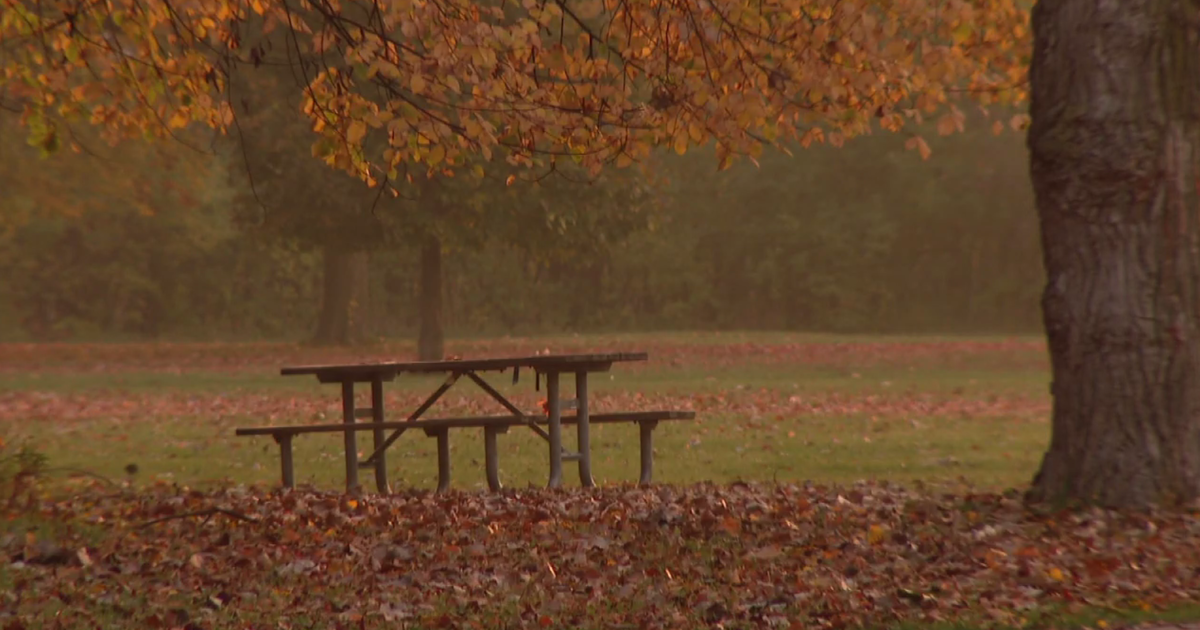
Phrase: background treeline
[{"left": 0, "top": 111, "right": 1040, "bottom": 343}]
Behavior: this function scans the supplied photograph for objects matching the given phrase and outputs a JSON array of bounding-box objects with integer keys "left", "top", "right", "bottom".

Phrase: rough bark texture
[
  {"left": 1027, "top": 0, "right": 1200, "bottom": 507},
  {"left": 311, "top": 247, "right": 369, "bottom": 346},
  {"left": 417, "top": 235, "right": 444, "bottom": 361}
]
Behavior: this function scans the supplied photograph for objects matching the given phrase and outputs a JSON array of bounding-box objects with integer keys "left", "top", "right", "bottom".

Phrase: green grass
[
  {"left": 0, "top": 363, "right": 1048, "bottom": 396},
  {"left": 21, "top": 408, "right": 1047, "bottom": 492},
  {"left": 7, "top": 334, "right": 1199, "bottom": 630},
  {"left": 0, "top": 333, "right": 1053, "bottom": 494}
]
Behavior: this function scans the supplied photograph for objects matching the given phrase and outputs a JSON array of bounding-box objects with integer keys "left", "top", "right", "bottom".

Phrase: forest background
[{"left": 0, "top": 103, "right": 1037, "bottom": 344}]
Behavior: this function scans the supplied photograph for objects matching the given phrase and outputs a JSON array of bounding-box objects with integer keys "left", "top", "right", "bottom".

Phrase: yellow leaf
[
  {"left": 426, "top": 144, "right": 445, "bottom": 166},
  {"left": 867, "top": 524, "right": 887, "bottom": 545},
  {"left": 905, "top": 136, "right": 932, "bottom": 160},
  {"left": 1047, "top": 567, "right": 1065, "bottom": 581},
  {"left": 411, "top": 74, "right": 426, "bottom": 94},
  {"left": 346, "top": 120, "right": 367, "bottom": 144},
  {"left": 167, "top": 110, "right": 190, "bottom": 129},
  {"left": 615, "top": 153, "right": 634, "bottom": 168},
  {"left": 952, "top": 24, "right": 973, "bottom": 45},
  {"left": 716, "top": 144, "right": 733, "bottom": 171},
  {"left": 673, "top": 133, "right": 687, "bottom": 155}
]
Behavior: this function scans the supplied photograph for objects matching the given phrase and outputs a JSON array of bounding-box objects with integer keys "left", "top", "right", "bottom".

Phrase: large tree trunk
[
  {"left": 1026, "top": 0, "right": 1200, "bottom": 507},
  {"left": 417, "top": 234, "right": 444, "bottom": 361},
  {"left": 312, "top": 247, "right": 369, "bottom": 346}
]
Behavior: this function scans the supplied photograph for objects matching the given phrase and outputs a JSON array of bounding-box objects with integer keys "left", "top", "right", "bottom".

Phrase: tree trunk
[
  {"left": 417, "top": 234, "right": 444, "bottom": 361},
  {"left": 1026, "top": 0, "right": 1200, "bottom": 507},
  {"left": 312, "top": 247, "right": 369, "bottom": 346}
]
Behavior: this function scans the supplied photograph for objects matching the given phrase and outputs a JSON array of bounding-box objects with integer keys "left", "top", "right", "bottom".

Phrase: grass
[
  {"left": 1, "top": 332, "right": 1051, "bottom": 493},
  {"left": 6, "top": 334, "right": 1200, "bottom": 630}
]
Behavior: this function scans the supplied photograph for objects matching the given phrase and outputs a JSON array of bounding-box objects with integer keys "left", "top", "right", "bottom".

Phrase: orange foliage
[{"left": 0, "top": 0, "right": 1029, "bottom": 189}]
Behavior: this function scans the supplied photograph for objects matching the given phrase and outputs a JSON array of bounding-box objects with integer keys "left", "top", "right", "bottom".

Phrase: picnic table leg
[
  {"left": 575, "top": 371, "right": 594, "bottom": 487},
  {"left": 435, "top": 429, "right": 451, "bottom": 493},
  {"left": 370, "top": 376, "right": 389, "bottom": 494},
  {"left": 546, "top": 371, "right": 563, "bottom": 488},
  {"left": 638, "top": 420, "right": 658, "bottom": 485},
  {"left": 341, "top": 380, "right": 360, "bottom": 494},
  {"left": 485, "top": 426, "right": 504, "bottom": 491},
  {"left": 277, "top": 434, "right": 295, "bottom": 489}
]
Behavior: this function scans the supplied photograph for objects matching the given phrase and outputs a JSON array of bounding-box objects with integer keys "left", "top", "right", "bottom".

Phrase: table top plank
[{"left": 280, "top": 352, "right": 649, "bottom": 378}]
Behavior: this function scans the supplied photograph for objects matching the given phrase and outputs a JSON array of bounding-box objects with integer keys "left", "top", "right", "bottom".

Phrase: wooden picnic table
[{"left": 237, "top": 352, "right": 696, "bottom": 493}]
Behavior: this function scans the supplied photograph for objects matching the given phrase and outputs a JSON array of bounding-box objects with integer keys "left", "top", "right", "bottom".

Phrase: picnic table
[{"left": 235, "top": 352, "right": 695, "bottom": 493}]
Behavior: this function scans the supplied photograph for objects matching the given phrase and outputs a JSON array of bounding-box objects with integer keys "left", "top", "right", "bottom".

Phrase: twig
[
  {"left": 138, "top": 507, "right": 259, "bottom": 528},
  {"left": 42, "top": 466, "right": 118, "bottom": 487}
]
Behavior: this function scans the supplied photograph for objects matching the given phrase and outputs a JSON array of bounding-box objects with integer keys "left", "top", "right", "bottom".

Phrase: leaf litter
[
  {"left": 0, "top": 338, "right": 1046, "bottom": 374},
  {"left": 4, "top": 481, "right": 1199, "bottom": 629},
  {"left": 0, "top": 389, "right": 1047, "bottom": 426}
]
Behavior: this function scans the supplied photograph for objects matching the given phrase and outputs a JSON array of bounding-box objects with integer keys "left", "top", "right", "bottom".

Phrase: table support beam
[
  {"left": 361, "top": 372, "right": 460, "bottom": 467},
  {"left": 576, "top": 371, "right": 594, "bottom": 487},
  {"left": 485, "top": 426, "right": 506, "bottom": 490},
  {"left": 341, "top": 381, "right": 359, "bottom": 494},
  {"left": 435, "top": 429, "right": 451, "bottom": 493},
  {"left": 546, "top": 371, "right": 563, "bottom": 488},
  {"left": 639, "top": 420, "right": 659, "bottom": 485},
  {"left": 277, "top": 434, "right": 295, "bottom": 489},
  {"left": 370, "top": 376, "right": 389, "bottom": 493},
  {"left": 466, "top": 372, "right": 551, "bottom": 442}
]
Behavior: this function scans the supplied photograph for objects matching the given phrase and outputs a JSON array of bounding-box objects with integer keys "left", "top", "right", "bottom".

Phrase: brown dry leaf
[{"left": 6, "top": 481, "right": 1200, "bottom": 629}]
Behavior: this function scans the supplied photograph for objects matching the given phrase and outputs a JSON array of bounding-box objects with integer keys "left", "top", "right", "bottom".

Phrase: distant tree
[
  {"left": 229, "top": 64, "right": 658, "bottom": 352},
  {"left": 0, "top": 116, "right": 236, "bottom": 338}
]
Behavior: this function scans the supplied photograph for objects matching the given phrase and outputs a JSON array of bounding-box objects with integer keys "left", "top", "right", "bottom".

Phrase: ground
[{"left": 2, "top": 333, "right": 1198, "bottom": 629}]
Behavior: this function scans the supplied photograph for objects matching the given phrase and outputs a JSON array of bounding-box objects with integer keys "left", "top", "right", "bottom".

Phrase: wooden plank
[
  {"left": 281, "top": 352, "right": 649, "bottom": 379},
  {"left": 235, "top": 411, "right": 695, "bottom": 437}
]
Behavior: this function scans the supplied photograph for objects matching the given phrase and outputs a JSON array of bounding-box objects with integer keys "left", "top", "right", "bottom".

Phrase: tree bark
[
  {"left": 417, "top": 234, "right": 445, "bottom": 361},
  {"left": 1027, "top": 0, "right": 1200, "bottom": 507},
  {"left": 312, "top": 247, "right": 369, "bottom": 346}
]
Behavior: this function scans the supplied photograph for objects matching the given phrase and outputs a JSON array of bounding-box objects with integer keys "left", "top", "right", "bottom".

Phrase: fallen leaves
[
  {"left": 5, "top": 482, "right": 1200, "bottom": 629},
  {"left": 0, "top": 388, "right": 1049, "bottom": 433},
  {"left": 0, "top": 337, "right": 1047, "bottom": 374}
]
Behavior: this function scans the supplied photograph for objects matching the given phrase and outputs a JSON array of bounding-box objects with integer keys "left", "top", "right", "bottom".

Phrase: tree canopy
[{"left": 1, "top": 0, "right": 1029, "bottom": 188}]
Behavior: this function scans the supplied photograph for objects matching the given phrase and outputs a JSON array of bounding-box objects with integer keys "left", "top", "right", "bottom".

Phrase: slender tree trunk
[
  {"left": 1027, "top": 0, "right": 1200, "bottom": 507},
  {"left": 417, "top": 234, "right": 444, "bottom": 361},
  {"left": 312, "top": 246, "right": 369, "bottom": 346}
]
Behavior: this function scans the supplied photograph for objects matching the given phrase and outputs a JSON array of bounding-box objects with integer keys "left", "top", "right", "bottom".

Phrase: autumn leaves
[{"left": 3, "top": 0, "right": 1029, "bottom": 190}]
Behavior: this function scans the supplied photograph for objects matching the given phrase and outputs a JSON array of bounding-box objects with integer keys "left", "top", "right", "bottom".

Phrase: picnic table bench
[{"left": 234, "top": 352, "right": 696, "bottom": 493}]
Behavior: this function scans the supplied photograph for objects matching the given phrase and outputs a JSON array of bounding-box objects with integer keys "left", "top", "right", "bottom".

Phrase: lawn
[
  {"left": 0, "top": 332, "right": 1052, "bottom": 493},
  {"left": 7, "top": 334, "right": 1200, "bottom": 630}
]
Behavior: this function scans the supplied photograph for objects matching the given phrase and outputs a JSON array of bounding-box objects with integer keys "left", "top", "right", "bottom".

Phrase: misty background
[{"left": 0, "top": 106, "right": 1038, "bottom": 344}]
